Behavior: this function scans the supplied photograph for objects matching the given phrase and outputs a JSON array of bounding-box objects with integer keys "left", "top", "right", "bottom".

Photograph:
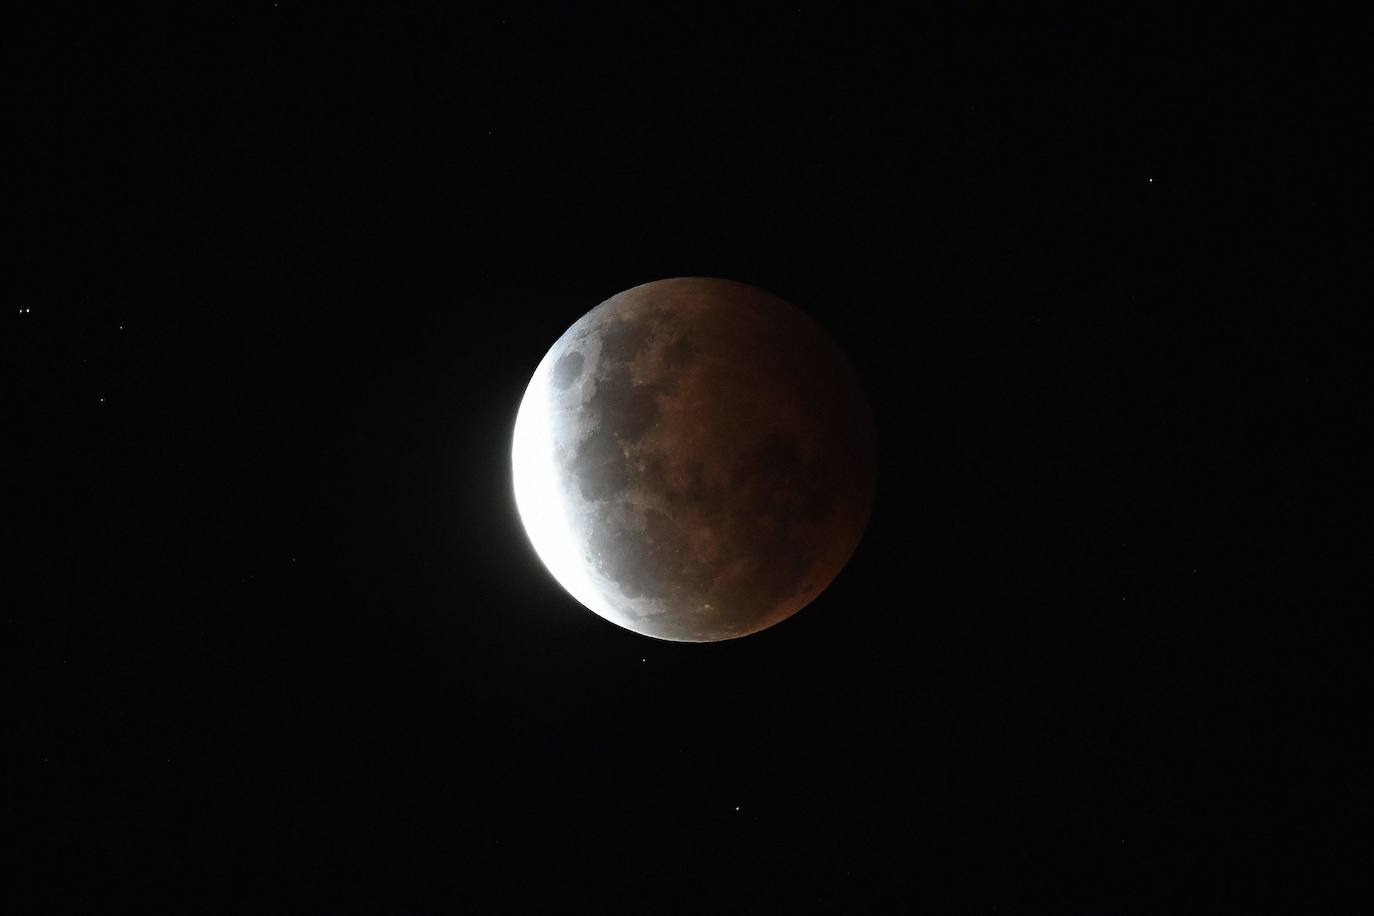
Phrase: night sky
[{"left": 12, "top": 2, "right": 1367, "bottom": 912}]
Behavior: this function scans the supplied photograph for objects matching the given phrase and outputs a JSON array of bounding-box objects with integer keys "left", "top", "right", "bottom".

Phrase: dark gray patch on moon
[
  {"left": 663, "top": 336, "right": 696, "bottom": 370},
  {"left": 551, "top": 350, "right": 584, "bottom": 390},
  {"left": 567, "top": 428, "right": 628, "bottom": 502}
]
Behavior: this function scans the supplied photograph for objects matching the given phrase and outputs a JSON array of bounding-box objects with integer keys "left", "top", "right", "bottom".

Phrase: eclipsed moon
[{"left": 512, "top": 277, "right": 877, "bottom": 642}]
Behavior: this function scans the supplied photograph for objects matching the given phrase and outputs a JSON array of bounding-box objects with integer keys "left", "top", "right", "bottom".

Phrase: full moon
[{"left": 512, "top": 277, "right": 877, "bottom": 642}]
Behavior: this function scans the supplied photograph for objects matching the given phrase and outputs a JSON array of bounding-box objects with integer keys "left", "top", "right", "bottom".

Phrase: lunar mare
[{"left": 512, "top": 277, "right": 877, "bottom": 642}]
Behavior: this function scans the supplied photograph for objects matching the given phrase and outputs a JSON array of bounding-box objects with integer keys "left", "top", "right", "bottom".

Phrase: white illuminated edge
[{"left": 511, "top": 355, "right": 615, "bottom": 621}]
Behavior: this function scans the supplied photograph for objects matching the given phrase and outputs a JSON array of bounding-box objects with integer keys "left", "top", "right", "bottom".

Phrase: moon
[{"left": 512, "top": 277, "right": 877, "bottom": 642}]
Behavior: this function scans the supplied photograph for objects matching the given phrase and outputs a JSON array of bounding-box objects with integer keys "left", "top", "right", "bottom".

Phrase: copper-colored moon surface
[{"left": 512, "top": 277, "right": 877, "bottom": 642}]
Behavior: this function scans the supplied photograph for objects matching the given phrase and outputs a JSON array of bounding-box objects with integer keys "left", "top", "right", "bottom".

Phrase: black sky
[{"left": 11, "top": 2, "right": 1369, "bottom": 912}]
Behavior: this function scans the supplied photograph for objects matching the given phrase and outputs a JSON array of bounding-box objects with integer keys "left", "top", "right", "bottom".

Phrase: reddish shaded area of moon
[{"left": 513, "top": 277, "right": 877, "bottom": 642}]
